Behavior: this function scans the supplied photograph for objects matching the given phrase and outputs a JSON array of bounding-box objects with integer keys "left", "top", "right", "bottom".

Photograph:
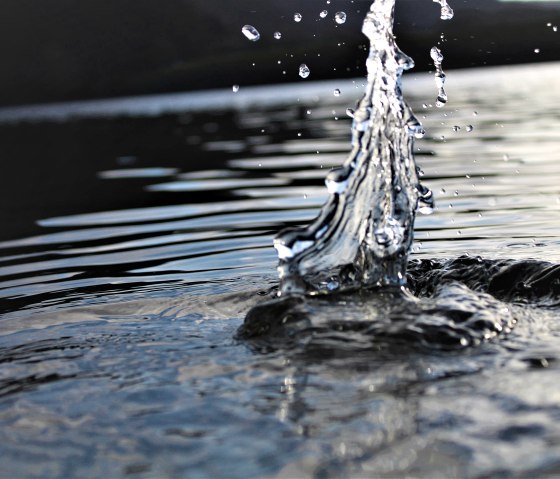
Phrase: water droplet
[
  {"left": 335, "top": 12, "right": 347, "bottom": 24},
  {"left": 433, "top": 0, "right": 454, "bottom": 20},
  {"left": 346, "top": 108, "right": 355, "bottom": 118},
  {"left": 452, "top": 125, "right": 460, "bottom": 132},
  {"left": 430, "top": 46, "right": 444, "bottom": 63},
  {"left": 320, "top": 10, "right": 328, "bottom": 19},
  {"left": 299, "top": 64, "right": 310, "bottom": 78},
  {"left": 554, "top": 26, "right": 558, "bottom": 33},
  {"left": 274, "top": 31, "right": 282, "bottom": 40},
  {"left": 334, "top": 89, "right": 341, "bottom": 96},
  {"left": 473, "top": 111, "right": 478, "bottom": 116},
  {"left": 241, "top": 25, "right": 260, "bottom": 42},
  {"left": 431, "top": 47, "right": 448, "bottom": 107},
  {"left": 466, "top": 125, "right": 474, "bottom": 132},
  {"left": 232, "top": 84, "right": 240, "bottom": 93},
  {"left": 294, "top": 13, "right": 302, "bottom": 22},
  {"left": 534, "top": 48, "right": 540, "bottom": 54}
]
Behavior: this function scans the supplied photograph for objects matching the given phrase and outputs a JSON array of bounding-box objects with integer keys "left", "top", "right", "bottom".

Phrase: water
[
  {"left": 1, "top": 11, "right": 560, "bottom": 475},
  {"left": 273, "top": 0, "right": 430, "bottom": 296}
]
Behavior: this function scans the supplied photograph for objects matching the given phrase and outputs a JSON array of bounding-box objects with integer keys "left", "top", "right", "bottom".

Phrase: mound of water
[{"left": 238, "top": 256, "right": 560, "bottom": 351}]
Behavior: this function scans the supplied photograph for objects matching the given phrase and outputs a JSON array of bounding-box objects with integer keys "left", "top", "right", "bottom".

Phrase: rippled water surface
[{"left": 2, "top": 63, "right": 560, "bottom": 478}]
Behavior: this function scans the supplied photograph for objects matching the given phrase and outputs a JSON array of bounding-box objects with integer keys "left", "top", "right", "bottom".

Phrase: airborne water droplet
[
  {"left": 241, "top": 25, "right": 260, "bottom": 42},
  {"left": 299, "top": 64, "right": 310, "bottom": 78},
  {"left": 320, "top": 10, "right": 328, "bottom": 19},
  {"left": 335, "top": 12, "right": 347, "bottom": 24},
  {"left": 466, "top": 125, "right": 474, "bottom": 132},
  {"left": 334, "top": 89, "right": 341, "bottom": 96},
  {"left": 232, "top": 84, "right": 240, "bottom": 93},
  {"left": 274, "top": 31, "right": 282, "bottom": 40},
  {"left": 433, "top": 0, "right": 454, "bottom": 20},
  {"left": 294, "top": 13, "right": 302, "bottom": 22}
]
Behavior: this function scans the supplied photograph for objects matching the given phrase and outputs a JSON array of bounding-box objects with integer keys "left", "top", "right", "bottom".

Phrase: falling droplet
[
  {"left": 320, "top": 10, "right": 328, "bottom": 19},
  {"left": 294, "top": 13, "right": 302, "bottom": 22},
  {"left": 433, "top": 0, "right": 454, "bottom": 20},
  {"left": 241, "top": 25, "right": 260, "bottom": 42},
  {"left": 335, "top": 12, "right": 347, "bottom": 24},
  {"left": 346, "top": 108, "right": 355, "bottom": 118},
  {"left": 334, "top": 89, "right": 341, "bottom": 96},
  {"left": 299, "top": 64, "right": 310, "bottom": 78},
  {"left": 466, "top": 125, "right": 474, "bottom": 132},
  {"left": 430, "top": 46, "right": 448, "bottom": 107},
  {"left": 452, "top": 125, "right": 460, "bottom": 132},
  {"left": 232, "top": 84, "right": 240, "bottom": 93},
  {"left": 274, "top": 31, "right": 282, "bottom": 40},
  {"left": 534, "top": 48, "right": 540, "bottom": 53}
]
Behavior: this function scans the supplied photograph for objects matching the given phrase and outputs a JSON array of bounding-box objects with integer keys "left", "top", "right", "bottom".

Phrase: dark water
[{"left": 1, "top": 63, "right": 560, "bottom": 478}]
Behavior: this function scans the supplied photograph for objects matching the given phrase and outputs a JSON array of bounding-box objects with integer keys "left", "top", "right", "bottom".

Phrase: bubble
[
  {"left": 241, "top": 25, "right": 260, "bottom": 42},
  {"left": 294, "top": 13, "right": 302, "bottom": 22},
  {"left": 299, "top": 64, "right": 310, "bottom": 78},
  {"left": 335, "top": 12, "right": 347, "bottom": 24},
  {"left": 274, "top": 31, "right": 282, "bottom": 40}
]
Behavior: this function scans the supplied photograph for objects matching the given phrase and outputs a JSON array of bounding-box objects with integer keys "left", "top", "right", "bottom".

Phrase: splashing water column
[{"left": 274, "top": 0, "right": 433, "bottom": 296}]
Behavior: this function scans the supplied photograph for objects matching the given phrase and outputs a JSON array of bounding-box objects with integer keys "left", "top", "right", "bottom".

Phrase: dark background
[{"left": 0, "top": 0, "right": 558, "bottom": 106}]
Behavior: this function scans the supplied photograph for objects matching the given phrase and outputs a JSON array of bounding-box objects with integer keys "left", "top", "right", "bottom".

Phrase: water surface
[{"left": 1, "top": 62, "right": 560, "bottom": 478}]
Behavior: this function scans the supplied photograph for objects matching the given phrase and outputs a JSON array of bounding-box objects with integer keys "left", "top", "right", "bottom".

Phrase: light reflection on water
[{"left": 1, "top": 63, "right": 560, "bottom": 478}]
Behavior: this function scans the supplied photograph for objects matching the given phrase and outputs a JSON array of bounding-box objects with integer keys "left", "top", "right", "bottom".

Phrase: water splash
[{"left": 274, "top": 0, "right": 433, "bottom": 296}]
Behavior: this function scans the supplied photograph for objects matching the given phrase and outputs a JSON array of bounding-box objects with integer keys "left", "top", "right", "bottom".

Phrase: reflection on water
[{"left": 1, "top": 63, "right": 560, "bottom": 478}]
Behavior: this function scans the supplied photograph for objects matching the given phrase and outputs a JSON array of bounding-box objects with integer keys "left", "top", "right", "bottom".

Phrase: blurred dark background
[{"left": 0, "top": 0, "right": 558, "bottom": 106}]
